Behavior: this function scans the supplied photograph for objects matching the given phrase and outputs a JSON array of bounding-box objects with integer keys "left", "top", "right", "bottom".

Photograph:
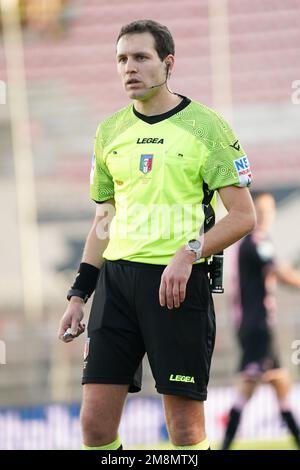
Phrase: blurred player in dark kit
[{"left": 222, "top": 193, "right": 300, "bottom": 450}]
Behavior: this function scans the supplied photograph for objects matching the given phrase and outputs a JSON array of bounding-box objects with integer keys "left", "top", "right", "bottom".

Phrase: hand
[
  {"left": 159, "top": 247, "right": 195, "bottom": 309},
  {"left": 58, "top": 297, "right": 86, "bottom": 343}
]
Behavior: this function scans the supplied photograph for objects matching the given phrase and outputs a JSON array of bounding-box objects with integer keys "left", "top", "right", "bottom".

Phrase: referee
[{"left": 58, "top": 20, "right": 255, "bottom": 451}]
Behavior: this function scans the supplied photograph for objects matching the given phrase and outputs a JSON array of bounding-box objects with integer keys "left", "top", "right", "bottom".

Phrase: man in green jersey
[{"left": 58, "top": 19, "right": 256, "bottom": 451}]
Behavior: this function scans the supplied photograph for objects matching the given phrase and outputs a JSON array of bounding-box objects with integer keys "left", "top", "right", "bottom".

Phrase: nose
[{"left": 125, "top": 58, "right": 137, "bottom": 74}]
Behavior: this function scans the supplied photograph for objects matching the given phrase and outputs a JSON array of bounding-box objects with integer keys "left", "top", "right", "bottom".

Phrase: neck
[
  {"left": 255, "top": 225, "right": 268, "bottom": 235},
  {"left": 133, "top": 88, "right": 182, "bottom": 116}
]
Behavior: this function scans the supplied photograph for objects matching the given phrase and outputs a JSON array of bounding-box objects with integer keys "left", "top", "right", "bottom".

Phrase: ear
[{"left": 164, "top": 55, "right": 175, "bottom": 78}]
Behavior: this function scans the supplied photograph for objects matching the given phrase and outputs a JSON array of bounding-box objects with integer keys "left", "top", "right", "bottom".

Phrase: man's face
[
  {"left": 255, "top": 194, "right": 276, "bottom": 231},
  {"left": 116, "top": 32, "right": 169, "bottom": 100}
]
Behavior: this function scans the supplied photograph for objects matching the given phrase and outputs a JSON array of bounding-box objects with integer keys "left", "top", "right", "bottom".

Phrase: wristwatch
[
  {"left": 186, "top": 239, "right": 202, "bottom": 261},
  {"left": 67, "top": 288, "right": 89, "bottom": 303}
]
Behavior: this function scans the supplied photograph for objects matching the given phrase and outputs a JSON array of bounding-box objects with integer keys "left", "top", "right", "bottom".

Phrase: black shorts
[
  {"left": 237, "top": 326, "right": 281, "bottom": 377},
  {"left": 82, "top": 260, "right": 216, "bottom": 401}
]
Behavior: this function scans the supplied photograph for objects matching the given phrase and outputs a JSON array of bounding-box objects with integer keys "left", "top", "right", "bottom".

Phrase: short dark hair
[{"left": 117, "top": 19, "right": 175, "bottom": 61}]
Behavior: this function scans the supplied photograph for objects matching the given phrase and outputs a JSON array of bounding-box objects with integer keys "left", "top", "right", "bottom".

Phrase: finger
[
  {"left": 166, "top": 281, "right": 174, "bottom": 309},
  {"left": 62, "top": 322, "right": 85, "bottom": 342},
  {"left": 159, "top": 278, "right": 167, "bottom": 307},
  {"left": 173, "top": 283, "right": 180, "bottom": 308},
  {"left": 179, "top": 282, "right": 186, "bottom": 304},
  {"left": 64, "top": 335, "right": 74, "bottom": 343},
  {"left": 76, "top": 323, "right": 85, "bottom": 337},
  {"left": 58, "top": 322, "right": 70, "bottom": 341},
  {"left": 70, "top": 317, "right": 80, "bottom": 337},
  {"left": 62, "top": 327, "right": 75, "bottom": 343}
]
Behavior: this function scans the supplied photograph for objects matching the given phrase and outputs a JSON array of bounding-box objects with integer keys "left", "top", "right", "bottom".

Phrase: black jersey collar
[{"left": 132, "top": 95, "right": 191, "bottom": 124}]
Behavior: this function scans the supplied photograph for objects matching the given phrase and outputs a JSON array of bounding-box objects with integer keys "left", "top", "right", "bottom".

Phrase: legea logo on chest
[{"left": 136, "top": 138, "right": 164, "bottom": 144}]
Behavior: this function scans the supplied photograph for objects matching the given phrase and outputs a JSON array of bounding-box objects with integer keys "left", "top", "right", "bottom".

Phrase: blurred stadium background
[{"left": 0, "top": 0, "right": 300, "bottom": 450}]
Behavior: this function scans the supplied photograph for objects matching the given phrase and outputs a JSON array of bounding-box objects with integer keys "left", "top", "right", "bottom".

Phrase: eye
[
  {"left": 118, "top": 57, "right": 127, "bottom": 64},
  {"left": 137, "top": 55, "right": 147, "bottom": 61}
]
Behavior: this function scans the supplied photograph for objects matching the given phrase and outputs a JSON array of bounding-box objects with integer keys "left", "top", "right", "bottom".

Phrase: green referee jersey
[{"left": 90, "top": 96, "right": 252, "bottom": 265}]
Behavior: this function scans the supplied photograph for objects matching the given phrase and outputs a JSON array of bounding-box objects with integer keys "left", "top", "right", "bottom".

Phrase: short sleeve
[
  {"left": 89, "top": 125, "right": 114, "bottom": 203},
  {"left": 201, "top": 113, "right": 252, "bottom": 191}
]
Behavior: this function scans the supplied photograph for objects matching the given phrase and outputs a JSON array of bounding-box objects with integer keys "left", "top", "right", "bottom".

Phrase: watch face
[{"left": 189, "top": 239, "right": 201, "bottom": 250}]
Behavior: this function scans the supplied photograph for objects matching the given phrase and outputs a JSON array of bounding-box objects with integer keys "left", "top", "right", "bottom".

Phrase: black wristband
[
  {"left": 67, "top": 262, "right": 100, "bottom": 302},
  {"left": 67, "top": 288, "right": 89, "bottom": 303}
]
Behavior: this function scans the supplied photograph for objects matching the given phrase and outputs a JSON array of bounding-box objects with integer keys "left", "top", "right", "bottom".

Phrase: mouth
[{"left": 126, "top": 78, "right": 142, "bottom": 86}]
